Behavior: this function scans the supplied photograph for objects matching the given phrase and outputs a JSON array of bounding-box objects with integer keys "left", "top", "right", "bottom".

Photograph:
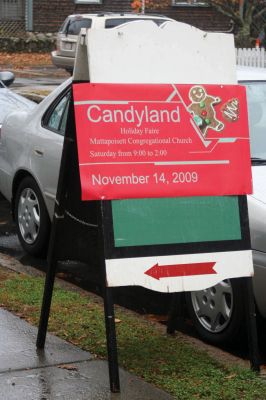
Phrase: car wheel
[
  {"left": 14, "top": 177, "right": 50, "bottom": 257},
  {"left": 185, "top": 279, "right": 245, "bottom": 345}
]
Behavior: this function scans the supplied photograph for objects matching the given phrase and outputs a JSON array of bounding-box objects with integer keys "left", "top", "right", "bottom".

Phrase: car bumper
[{"left": 51, "top": 51, "right": 74, "bottom": 70}]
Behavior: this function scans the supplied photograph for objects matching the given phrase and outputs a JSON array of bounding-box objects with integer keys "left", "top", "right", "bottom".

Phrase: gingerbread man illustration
[{"left": 188, "top": 85, "right": 224, "bottom": 137}]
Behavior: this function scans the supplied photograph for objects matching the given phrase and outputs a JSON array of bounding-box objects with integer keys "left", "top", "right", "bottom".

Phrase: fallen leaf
[
  {"left": 146, "top": 314, "right": 168, "bottom": 323},
  {"left": 225, "top": 374, "right": 237, "bottom": 379},
  {"left": 57, "top": 364, "right": 78, "bottom": 371},
  {"left": 77, "top": 335, "right": 87, "bottom": 340}
]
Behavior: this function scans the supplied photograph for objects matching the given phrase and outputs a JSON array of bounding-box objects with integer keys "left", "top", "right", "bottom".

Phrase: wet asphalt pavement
[{"left": 0, "top": 307, "right": 174, "bottom": 400}]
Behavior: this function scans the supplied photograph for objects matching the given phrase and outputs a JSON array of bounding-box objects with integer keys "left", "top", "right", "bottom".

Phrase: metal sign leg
[
  {"left": 36, "top": 96, "right": 76, "bottom": 349},
  {"left": 167, "top": 293, "right": 183, "bottom": 334},
  {"left": 36, "top": 259, "right": 57, "bottom": 348},
  {"left": 103, "top": 287, "right": 120, "bottom": 392},
  {"left": 242, "top": 277, "right": 260, "bottom": 372},
  {"left": 98, "top": 200, "right": 120, "bottom": 392},
  {"left": 36, "top": 213, "right": 62, "bottom": 349}
]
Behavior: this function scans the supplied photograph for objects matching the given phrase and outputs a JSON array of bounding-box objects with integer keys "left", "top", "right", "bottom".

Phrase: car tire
[
  {"left": 185, "top": 279, "right": 245, "bottom": 345},
  {"left": 14, "top": 176, "right": 50, "bottom": 257}
]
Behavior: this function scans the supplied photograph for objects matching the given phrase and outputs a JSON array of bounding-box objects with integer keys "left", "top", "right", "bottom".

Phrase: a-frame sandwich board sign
[
  {"left": 72, "top": 20, "right": 254, "bottom": 292},
  {"left": 37, "top": 19, "right": 259, "bottom": 395}
]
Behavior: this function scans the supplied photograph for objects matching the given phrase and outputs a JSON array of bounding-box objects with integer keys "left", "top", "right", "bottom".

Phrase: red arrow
[{"left": 144, "top": 262, "right": 216, "bottom": 280}]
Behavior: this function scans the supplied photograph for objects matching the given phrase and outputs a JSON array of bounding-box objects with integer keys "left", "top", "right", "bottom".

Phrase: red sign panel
[{"left": 73, "top": 83, "right": 252, "bottom": 200}]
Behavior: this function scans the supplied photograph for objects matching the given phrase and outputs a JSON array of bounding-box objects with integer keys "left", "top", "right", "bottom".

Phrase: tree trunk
[{"left": 235, "top": 23, "right": 253, "bottom": 48}]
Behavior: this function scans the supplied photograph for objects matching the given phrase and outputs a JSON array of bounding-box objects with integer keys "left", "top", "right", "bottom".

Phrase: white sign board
[
  {"left": 74, "top": 20, "right": 237, "bottom": 84},
  {"left": 73, "top": 20, "right": 253, "bottom": 293}
]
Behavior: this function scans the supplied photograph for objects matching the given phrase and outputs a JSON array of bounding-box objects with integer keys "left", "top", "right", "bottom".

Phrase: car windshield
[
  {"left": 242, "top": 81, "right": 266, "bottom": 163},
  {"left": 105, "top": 18, "right": 169, "bottom": 28}
]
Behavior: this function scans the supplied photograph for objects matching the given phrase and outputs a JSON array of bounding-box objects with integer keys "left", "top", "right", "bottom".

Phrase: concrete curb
[{"left": 1, "top": 66, "right": 69, "bottom": 79}]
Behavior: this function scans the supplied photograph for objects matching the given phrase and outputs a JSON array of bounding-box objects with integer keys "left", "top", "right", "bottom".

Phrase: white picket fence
[{"left": 236, "top": 47, "right": 266, "bottom": 68}]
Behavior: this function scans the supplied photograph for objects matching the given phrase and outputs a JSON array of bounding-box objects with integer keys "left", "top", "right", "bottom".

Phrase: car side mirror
[{"left": 0, "top": 71, "right": 15, "bottom": 87}]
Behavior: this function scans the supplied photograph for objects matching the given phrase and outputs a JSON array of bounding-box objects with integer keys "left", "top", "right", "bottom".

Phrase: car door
[{"left": 31, "top": 89, "right": 70, "bottom": 218}]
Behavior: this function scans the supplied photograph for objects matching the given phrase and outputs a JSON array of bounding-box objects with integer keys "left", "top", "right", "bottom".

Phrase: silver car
[
  {"left": 0, "top": 68, "right": 265, "bottom": 345},
  {"left": 0, "top": 71, "right": 35, "bottom": 130},
  {"left": 0, "top": 78, "right": 71, "bottom": 255},
  {"left": 186, "top": 67, "right": 266, "bottom": 344}
]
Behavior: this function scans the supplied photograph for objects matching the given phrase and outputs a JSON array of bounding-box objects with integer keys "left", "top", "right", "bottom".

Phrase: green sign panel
[{"left": 111, "top": 196, "right": 241, "bottom": 248}]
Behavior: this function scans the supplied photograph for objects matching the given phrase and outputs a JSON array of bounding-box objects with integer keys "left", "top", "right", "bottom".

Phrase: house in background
[{"left": 0, "top": 0, "right": 233, "bottom": 37}]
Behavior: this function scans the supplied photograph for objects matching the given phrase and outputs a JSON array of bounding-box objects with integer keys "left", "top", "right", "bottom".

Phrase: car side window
[
  {"left": 44, "top": 91, "right": 70, "bottom": 136},
  {"left": 67, "top": 18, "right": 92, "bottom": 35},
  {"left": 105, "top": 18, "right": 168, "bottom": 28},
  {"left": 59, "top": 17, "right": 70, "bottom": 33},
  {"left": 60, "top": 97, "right": 70, "bottom": 133}
]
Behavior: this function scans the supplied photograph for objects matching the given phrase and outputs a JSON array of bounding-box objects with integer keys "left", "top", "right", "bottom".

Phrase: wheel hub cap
[
  {"left": 18, "top": 188, "right": 40, "bottom": 244},
  {"left": 191, "top": 280, "right": 233, "bottom": 333}
]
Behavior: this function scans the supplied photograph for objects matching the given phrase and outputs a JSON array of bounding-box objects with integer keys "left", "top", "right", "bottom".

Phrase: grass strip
[{"left": 0, "top": 267, "right": 265, "bottom": 399}]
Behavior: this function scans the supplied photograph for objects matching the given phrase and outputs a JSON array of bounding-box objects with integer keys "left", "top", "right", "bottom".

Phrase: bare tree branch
[
  {"left": 208, "top": 1, "right": 243, "bottom": 26},
  {"left": 253, "top": 6, "right": 266, "bottom": 20}
]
